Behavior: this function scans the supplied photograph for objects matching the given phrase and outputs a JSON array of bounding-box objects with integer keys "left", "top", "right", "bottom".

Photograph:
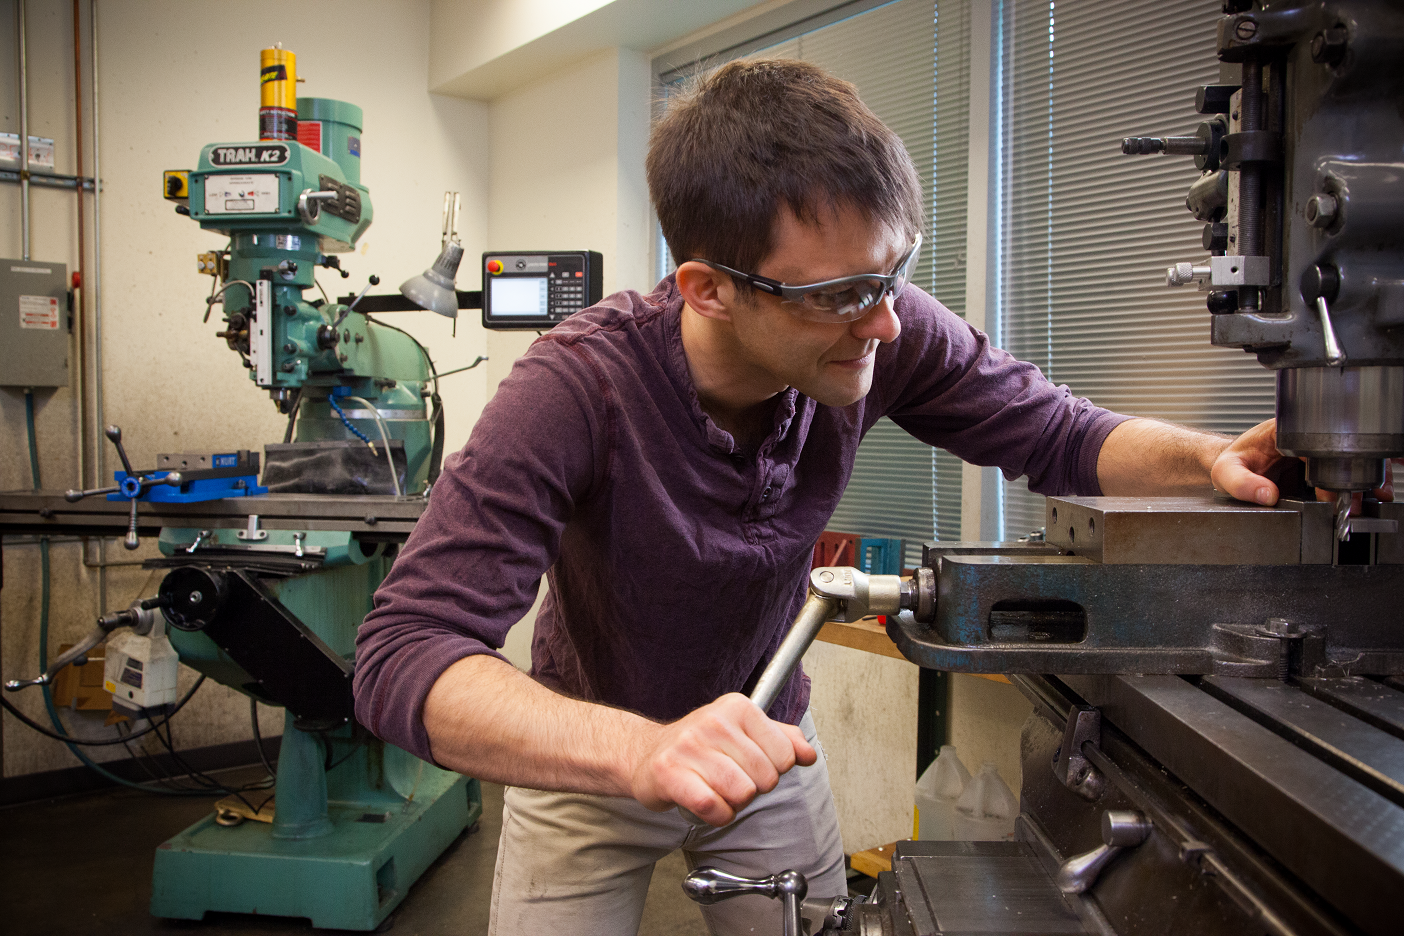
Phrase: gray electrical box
[{"left": 0, "top": 259, "right": 69, "bottom": 387}]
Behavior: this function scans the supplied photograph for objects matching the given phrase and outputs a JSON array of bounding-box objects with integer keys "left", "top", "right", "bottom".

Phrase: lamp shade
[{"left": 400, "top": 241, "right": 464, "bottom": 318}]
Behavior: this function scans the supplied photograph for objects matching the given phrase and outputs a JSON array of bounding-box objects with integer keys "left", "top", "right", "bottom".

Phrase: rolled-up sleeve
[{"left": 353, "top": 343, "right": 609, "bottom": 761}]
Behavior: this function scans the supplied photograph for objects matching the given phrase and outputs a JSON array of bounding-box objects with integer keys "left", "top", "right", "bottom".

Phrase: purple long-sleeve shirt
[{"left": 354, "top": 277, "right": 1128, "bottom": 762}]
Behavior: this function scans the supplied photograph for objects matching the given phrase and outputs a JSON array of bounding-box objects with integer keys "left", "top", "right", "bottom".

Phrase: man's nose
[{"left": 851, "top": 294, "right": 901, "bottom": 344}]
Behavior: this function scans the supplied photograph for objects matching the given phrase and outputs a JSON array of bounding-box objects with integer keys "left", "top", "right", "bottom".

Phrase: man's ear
[{"left": 676, "top": 261, "right": 739, "bottom": 322}]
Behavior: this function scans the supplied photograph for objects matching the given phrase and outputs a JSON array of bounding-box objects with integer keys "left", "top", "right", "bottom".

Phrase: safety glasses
[{"left": 697, "top": 231, "right": 922, "bottom": 323}]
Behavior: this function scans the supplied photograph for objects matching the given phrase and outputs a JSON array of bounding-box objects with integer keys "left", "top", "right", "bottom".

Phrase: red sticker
[{"left": 297, "top": 120, "right": 323, "bottom": 154}]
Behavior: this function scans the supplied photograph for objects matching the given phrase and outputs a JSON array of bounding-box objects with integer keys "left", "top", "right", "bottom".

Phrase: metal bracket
[
  {"left": 1052, "top": 704, "right": 1105, "bottom": 800},
  {"left": 235, "top": 514, "right": 268, "bottom": 541}
]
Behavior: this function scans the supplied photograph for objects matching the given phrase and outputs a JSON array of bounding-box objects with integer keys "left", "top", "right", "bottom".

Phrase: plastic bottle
[
  {"left": 913, "top": 744, "right": 971, "bottom": 840},
  {"left": 951, "top": 761, "right": 1019, "bottom": 841}
]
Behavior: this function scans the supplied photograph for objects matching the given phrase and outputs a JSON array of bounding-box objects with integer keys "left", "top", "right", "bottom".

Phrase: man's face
[{"left": 723, "top": 203, "right": 908, "bottom": 408}]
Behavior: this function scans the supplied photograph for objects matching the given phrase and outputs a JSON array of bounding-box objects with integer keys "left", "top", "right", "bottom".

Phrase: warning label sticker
[
  {"left": 19, "top": 295, "right": 59, "bottom": 330},
  {"left": 204, "top": 173, "right": 280, "bottom": 214}
]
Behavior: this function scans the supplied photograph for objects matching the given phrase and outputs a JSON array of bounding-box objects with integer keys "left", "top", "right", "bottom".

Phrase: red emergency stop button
[{"left": 486, "top": 259, "right": 503, "bottom": 274}]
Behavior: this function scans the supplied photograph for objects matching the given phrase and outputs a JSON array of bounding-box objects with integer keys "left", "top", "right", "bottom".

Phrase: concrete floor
[{"left": 0, "top": 766, "right": 709, "bottom": 936}]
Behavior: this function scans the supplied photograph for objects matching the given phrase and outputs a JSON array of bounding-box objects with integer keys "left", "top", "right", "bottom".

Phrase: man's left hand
[
  {"left": 1209, "top": 419, "right": 1285, "bottom": 505},
  {"left": 1210, "top": 418, "right": 1399, "bottom": 507}
]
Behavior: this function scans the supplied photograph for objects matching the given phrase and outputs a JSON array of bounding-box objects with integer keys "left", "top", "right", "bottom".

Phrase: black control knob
[
  {"left": 316, "top": 324, "right": 340, "bottom": 349},
  {"left": 1202, "top": 222, "right": 1229, "bottom": 252},
  {"left": 1206, "top": 291, "right": 1238, "bottom": 315},
  {"left": 1194, "top": 84, "right": 1238, "bottom": 115},
  {"left": 1300, "top": 263, "right": 1340, "bottom": 303}
]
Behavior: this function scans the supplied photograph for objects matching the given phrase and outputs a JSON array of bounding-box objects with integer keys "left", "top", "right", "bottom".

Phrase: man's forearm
[
  {"left": 1096, "top": 417, "right": 1231, "bottom": 495},
  {"left": 421, "top": 652, "right": 818, "bottom": 825},
  {"left": 423, "top": 654, "right": 657, "bottom": 796}
]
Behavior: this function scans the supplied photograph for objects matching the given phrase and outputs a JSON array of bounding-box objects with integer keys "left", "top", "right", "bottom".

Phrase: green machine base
[{"left": 151, "top": 745, "right": 480, "bottom": 930}]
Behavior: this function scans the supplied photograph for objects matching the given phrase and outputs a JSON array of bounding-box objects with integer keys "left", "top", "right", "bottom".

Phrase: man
[{"left": 354, "top": 59, "right": 1285, "bottom": 934}]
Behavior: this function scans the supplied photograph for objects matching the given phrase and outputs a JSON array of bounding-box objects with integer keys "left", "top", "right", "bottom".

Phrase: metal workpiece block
[
  {"left": 1373, "top": 501, "right": 1404, "bottom": 564},
  {"left": 1044, "top": 496, "right": 1301, "bottom": 564},
  {"left": 888, "top": 557, "right": 1404, "bottom": 676},
  {"left": 921, "top": 540, "right": 1065, "bottom": 565}
]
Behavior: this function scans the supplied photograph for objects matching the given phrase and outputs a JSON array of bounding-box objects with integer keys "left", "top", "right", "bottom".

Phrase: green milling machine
[{"left": 143, "top": 46, "right": 478, "bottom": 929}]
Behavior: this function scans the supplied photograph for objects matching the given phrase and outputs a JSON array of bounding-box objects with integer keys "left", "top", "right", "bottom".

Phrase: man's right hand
[
  {"left": 629, "top": 692, "right": 816, "bottom": 827},
  {"left": 422, "top": 656, "right": 813, "bottom": 827}
]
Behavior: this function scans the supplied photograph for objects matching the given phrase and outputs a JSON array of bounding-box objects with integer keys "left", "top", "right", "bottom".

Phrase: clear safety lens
[
  {"left": 785, "top": 239, "right": 920, "bottom": 323},
  {"left": 786, "top": 279, "right": 888, "bottom": 321}
]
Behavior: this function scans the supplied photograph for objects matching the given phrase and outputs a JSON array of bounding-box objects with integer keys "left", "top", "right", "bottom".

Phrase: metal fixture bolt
[
  {"left": 1305, "top": 193, "right": 1338, "bottom": 228},
  {"left": 1310, "top": 27, "right": 1348, "bottom": 66}
]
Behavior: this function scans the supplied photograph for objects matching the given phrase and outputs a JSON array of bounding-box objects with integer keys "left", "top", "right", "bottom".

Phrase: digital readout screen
[{"left": 490, "top": 277, "right": 549, "bottom": 316}]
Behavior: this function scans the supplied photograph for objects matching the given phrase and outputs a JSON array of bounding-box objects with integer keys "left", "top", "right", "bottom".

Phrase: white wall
[
  {"left": 0, "top": 0, "right": 489, "bottom": 780},
  {"left": 429, "top": 0, "right": 616, "bottom": 89},
  {"left": 804, "top": 641, "right": 919, "bottom": 854},
  {"left": 480, "top": 44, "right": 653, "bottom": 397}
]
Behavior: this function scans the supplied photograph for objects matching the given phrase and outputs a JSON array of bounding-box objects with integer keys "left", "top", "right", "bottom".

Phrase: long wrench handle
[
  {"left": 679, "top": 591, "right": 841, "bottom": 825},
  {"left": 750, "top": 593, "right": 841, "bottom": 713}
]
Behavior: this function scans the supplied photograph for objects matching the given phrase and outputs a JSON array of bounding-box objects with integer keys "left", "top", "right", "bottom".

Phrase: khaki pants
[{"left": 488, "top": 712, "right": 846, "bottom": 936}]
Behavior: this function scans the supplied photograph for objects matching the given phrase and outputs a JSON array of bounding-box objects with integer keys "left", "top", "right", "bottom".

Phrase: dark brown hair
[{"left": 647, "top": 58, "right": 923, "bottom": 275}]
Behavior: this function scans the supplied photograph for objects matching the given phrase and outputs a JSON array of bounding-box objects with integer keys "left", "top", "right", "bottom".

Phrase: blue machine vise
[{"left": 109, "top": 450, "right": 267, "bottom": 504}]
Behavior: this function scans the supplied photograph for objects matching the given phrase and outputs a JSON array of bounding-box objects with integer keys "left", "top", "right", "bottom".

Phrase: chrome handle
[
  {"left": 1056, "top": 810, "right": 1152, "bottom": 894},
  {"left": 682, "top": 867, "right": 807, "bottom": 936}
]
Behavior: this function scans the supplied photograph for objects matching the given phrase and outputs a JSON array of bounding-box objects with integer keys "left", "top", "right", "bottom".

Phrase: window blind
[{"left": 995, "top": 0, "right": 1276, "bottom": 536}]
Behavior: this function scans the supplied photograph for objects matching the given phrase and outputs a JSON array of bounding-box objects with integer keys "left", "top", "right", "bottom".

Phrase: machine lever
[
  {"left": 297, "top": 188, "right": 338, "bottom": 226},
  {"left": 1055, "top": 810, "right": 1152, "bottom": 894},
  {"left": 124, "top": 497, "right": 141, "bottom": 550},
  {"left": 1315, "top": 297, "right": 1346, "bottom": 367},
  {"left": 1301, "top": 263, "right": 1346, "bottom": 367},
  {"left": 3, "top": 604, "right": 150, "bottom": 691},
  {"left": 64, "top": 485, "right": 120, "bottom": 502},
  {"left": 107, "top": 425, "right": 135, "bottom": 477},
  {"left": 333, "top": 275, "right": 380, "bottom": 329},
  {"left": 62, "top": 426, "right": 183, "bottom": 549},
  {"left": 683, "top": 867, "right": 808, "bottom": 936}
]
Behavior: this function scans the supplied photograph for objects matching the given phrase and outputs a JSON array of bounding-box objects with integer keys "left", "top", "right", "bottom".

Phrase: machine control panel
[{"left": 481, "top": 250, "right": 603, "bottom": 330}]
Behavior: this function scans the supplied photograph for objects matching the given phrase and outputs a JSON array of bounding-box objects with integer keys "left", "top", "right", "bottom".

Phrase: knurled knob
[{"left": 1166, "top": 262, "right": 1196, "bottom": 287}]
